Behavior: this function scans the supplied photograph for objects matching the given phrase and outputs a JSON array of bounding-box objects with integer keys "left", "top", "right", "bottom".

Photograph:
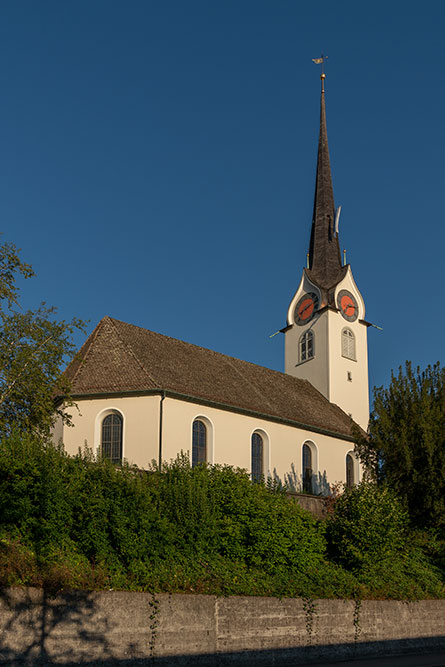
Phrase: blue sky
[{"left": 0, "top": 1, "right": 443, "bottom": 400}]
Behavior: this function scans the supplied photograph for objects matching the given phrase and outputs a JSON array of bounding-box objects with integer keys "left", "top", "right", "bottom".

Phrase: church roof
[
  {"left": 307, "top": 77, "right": 345, "bottom": 294},
  {"left": 64, "top": 316, "right": 358, "bottom": 441}
]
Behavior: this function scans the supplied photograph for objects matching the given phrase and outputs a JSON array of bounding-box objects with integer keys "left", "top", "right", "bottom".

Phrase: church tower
[{"left": 284, "top": 73, "right": 369, "bottom": 430}]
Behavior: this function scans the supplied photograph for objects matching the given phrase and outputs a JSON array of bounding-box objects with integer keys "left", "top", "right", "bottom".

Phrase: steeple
[
  {"left": 306, "top": 74, "right": 343, "bottom": 293},
  {"left": 284, "top": 65, "right": 369, "bottom": 430}
]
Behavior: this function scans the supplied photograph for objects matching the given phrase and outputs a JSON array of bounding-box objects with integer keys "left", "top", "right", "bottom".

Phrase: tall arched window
[
  {"left": 346, "top": 453, "right": 355, "bottom": 488},
  {"left": 192, "top": 419, "right": 207, "bottom": 467},
  {"left": 299, "top": 330, "right": 314, "bottom": 362},
  {"left": 342, "top": 328, "right": 356, "bottom": 360},
  {"left": 101, "top": 413, "right": 123, "bottom": 464},
  {"left": 251, "top": 432, "right": 264, "bottom": 482},
  {"left": 302, "top": 443, "right": 313, "bottom": 494}
]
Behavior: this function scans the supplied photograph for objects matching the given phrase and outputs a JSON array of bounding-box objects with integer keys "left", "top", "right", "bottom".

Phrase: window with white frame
[
  {"left": 299, "top": 330, "right": 314, "bottom": 362},
  {"left": 341, "top": 328, "right": 356, "bottom": 360}
]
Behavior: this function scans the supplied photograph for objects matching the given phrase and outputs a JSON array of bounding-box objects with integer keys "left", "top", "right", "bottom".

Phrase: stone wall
[
  {"left": 0, "top": 588, "right": 444, "bottom": 665},
  {"left": 289, "top": 492, "right": 327, "bottom": 519}
]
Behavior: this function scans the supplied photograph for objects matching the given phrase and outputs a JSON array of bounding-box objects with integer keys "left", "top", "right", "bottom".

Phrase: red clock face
[
  {"left": 295, "top": 292, "right": 319, "bottom": 326},
  {"left": 337, "top": 290, "right": 358, "bottom": 322}
]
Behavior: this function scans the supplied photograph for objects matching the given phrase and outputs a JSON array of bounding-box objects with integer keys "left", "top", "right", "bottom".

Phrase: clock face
[
  {"left": 337, "top": 289, "right": 358, "bottom": 322},
  {"left": 294, "top": 292, "right": 319, "bottom": 326}
]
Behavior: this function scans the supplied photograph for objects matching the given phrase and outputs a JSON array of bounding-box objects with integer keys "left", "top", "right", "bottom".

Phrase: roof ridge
[
  {"left": 106, "top": 317, "right": 310, "bottom": 386},
  {"left": 67, "top": 316, "right": 358, "bottom": 438},
  {"left": 107, "top": 317, "right": 159, "bottom": 387}
]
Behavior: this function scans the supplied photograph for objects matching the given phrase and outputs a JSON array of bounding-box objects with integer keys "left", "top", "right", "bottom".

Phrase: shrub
[
  {"left": 0, "top": 435, "right": 443, "bottom": 599},
  {"left": 326, "top": 481, "right": 409, "bottom": 572}
]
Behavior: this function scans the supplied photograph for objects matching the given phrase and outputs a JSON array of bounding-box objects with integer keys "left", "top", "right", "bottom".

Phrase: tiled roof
[{"left": 65, "top": 316, "right": 358, "bottom": 441}]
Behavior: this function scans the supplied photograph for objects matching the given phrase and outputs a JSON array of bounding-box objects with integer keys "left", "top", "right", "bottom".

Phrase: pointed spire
[{"left": 307, "top": 74, "right": 343, "bottom": 290}]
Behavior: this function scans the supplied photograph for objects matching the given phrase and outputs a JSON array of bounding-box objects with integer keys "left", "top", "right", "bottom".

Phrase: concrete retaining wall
[
  {"left": 289, "top": 492, "right": 327, "bottom": 519},
  {"left": 0, "top": 588, "right": 444, "bottom": 665}
]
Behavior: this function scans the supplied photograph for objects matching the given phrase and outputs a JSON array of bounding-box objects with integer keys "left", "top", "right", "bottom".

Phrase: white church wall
[
  {"left": 285, "top": 267, "right": 370, "bottom": 431},
  {"left": 285, "top": 312, "right": 329, "bottom": 398},
  {"left": 60, "top": 395, "right": 160, "bottom": 464},
  {"left": 154, "top": 395, "right": 355, "bottom": 491},
  {"left": 329, "top": 269, "right": 369, "bottom": 430},
  {"left": 327, "top": 310, "right": 369, "bottom": 430},
  {"left": 58, "top": 394, "right": 359, "bottom": 491}
]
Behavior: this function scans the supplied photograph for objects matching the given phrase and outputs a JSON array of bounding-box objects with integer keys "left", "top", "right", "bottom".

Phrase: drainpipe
[{"left": 158, "top": 390, "right": 166, "bottom": 471}]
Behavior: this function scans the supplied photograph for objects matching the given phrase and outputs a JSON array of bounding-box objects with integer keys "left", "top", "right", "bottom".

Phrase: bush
[
  {"left": 155, "top": 455, "right": 326, "bottom": 572},
  {"left": 0, "top": 435, "right": 443, "bottom": 599},
  {"left": 0, "top": 436, "right": 326, "bottom": 588},
  {"left": 326, "top": 481, "right": 444, "bottom": 599},
  {"left": 326, "top": 481, "right": 409, "bottom": 572}
]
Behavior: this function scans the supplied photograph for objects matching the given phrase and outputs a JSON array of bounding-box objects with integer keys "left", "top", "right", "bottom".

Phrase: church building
[{"left": 56, "top": 74, "right": 369, "bottom": 494}]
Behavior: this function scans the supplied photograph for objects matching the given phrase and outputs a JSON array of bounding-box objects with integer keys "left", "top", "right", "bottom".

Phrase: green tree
[
  {"left": 0, "top": 240, "right": 85, "bottom": 436},
  {"left": 354, "top": 361, "right": 445, "bottom": 530},
  {"left": 327, "top": 481, "right": 409, "bottom": 572},
  {"left": 326, "top": 480, "right": 444, "bottom": 599}
]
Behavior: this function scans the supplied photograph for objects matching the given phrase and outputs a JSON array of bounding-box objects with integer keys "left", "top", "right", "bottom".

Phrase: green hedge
[{"left": 0, "top": 433, "right": 443, "bottom": 599}]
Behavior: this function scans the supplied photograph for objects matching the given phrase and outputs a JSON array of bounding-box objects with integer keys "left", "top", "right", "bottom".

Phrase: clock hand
[{"left": 300, "top": 301, "right": 315, "bottom": 315}]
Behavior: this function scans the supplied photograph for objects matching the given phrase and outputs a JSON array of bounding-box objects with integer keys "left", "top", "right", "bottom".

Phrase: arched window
[
  {"left": 342, "top": 328, "right": 356, "bottom": 360},
  {"left": 346, "top": 453, "right": 355, "bottom": 488},
  {"left": 251, "top": 432, "right": 264, "bottom": 482},
  {"left": 101, "top": 413, "right": 123, "bottom": 464},
  {"left": 299, "top": 330, "right": 314, "bottom": 362},
  {"left": 302, "top": 442, "right": 313, "bottom": 494},
  {"left": 192, "top": 419, "right": 207, "bottom": 467}
]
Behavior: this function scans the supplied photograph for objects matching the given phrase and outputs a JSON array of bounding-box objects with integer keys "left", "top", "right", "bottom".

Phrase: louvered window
[
  {"left": 342, "top": 328, "right": 356, "bottom": 360},
  {"left": 101, "top": 413, "right": 123, "bottom": 464}
]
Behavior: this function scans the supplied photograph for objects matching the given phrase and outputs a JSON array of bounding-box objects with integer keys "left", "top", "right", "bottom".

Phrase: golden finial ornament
[{"left": 312, "top": 54, "right": 328, "bottom": 91}]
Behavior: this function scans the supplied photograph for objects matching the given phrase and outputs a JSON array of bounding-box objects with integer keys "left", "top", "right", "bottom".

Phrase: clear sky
[{"left": 0, "top": 0, "right": 443, "bottom": 401}]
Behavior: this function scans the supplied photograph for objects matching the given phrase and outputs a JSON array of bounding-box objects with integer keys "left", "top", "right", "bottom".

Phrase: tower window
[
  {"left": 347, "top": 371, "right": 352, "bottom": 382},
  {"left": 101, "top": 413, "right": 123, "bottom": 464},
  {"left": 299, "top": 330, "right": 314, "bottom": 362},
  {"left": 342, "top": 328, "right": 356, "bottom": 360},
  {"left": 192, "top": 419, "right": 207, "bottom": 467},
  {"left": 251, "top": 432, "right": 264, "bottom": 483}
]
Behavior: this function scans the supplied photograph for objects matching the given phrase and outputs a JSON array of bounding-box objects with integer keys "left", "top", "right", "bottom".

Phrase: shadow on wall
[
  {"left": 273, "top": 464, "right": 331, "bottom": 496},
  {"left": 1, "top": 588, "right": 444, "bottom": 665},
  {"left": 0, "top": 587, "right": 119, "bottom": 664}
]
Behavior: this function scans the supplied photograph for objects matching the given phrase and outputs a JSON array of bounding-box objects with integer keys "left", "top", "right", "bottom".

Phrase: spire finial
[{"left": 312, "top": 53, "right": 328, "bottom": 91}]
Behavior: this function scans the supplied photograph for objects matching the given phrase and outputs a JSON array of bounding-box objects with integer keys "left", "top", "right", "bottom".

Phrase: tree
[
  {"left": 354, "top": 361, "right": 445, "bottom": 531},
  {"left": 327, "top": 481, "right": 409, "bottom": 572},
  {"left": 0, "top": 240, "right": 85, "bottom": 436}
]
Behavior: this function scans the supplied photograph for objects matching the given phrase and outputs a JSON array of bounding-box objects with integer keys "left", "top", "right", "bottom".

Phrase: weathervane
[{"left": 312, "top": 53, "right": 328, "bottom": 90}]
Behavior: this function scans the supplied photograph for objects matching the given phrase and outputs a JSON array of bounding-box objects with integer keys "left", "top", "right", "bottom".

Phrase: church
[{"left": 55, "top": 73, "right": 369, "bottom": 494}]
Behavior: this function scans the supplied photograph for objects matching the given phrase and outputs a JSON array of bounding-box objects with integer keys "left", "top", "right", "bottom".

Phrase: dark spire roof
[{"left": 306, "top": 76, "right": 344, "bottom": 293}]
